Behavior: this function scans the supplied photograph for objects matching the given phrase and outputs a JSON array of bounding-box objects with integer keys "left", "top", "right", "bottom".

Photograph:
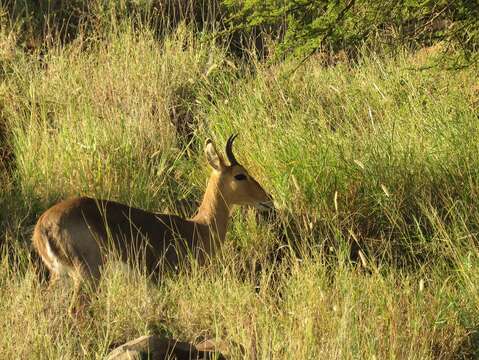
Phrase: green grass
[{"left": 1, "top": 15, "right": 478, "bottom": 359}]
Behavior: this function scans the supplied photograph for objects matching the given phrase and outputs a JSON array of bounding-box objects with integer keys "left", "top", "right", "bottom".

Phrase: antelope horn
[{"left": 225, "top": 133, "right": 239, "bottom": 166}]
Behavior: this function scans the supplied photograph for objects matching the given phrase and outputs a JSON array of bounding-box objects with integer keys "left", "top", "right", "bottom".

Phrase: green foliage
[{"left": 224, "top": 0, "right": 479, "bottom": 63}]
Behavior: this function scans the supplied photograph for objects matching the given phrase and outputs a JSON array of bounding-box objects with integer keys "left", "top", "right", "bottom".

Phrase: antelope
[{"left": 32, "top": 134, "right": 273, "bottom": 312}]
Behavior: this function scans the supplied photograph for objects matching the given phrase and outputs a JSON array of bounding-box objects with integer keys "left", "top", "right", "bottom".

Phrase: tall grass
[{"left": 0, "top": 12, "right": 478, "bottom": 359}]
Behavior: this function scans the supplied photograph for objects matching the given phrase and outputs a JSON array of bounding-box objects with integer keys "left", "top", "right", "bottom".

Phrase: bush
[{"left": 224, "top": 0, "right": 479, "bottom": 64}]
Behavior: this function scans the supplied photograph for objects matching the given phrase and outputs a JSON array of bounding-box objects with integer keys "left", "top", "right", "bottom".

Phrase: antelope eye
[{"left": 234, "top": 174, "right": 247, "bottom": 181}]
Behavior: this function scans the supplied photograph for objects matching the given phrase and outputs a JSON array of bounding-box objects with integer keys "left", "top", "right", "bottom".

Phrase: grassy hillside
[{"left": 1, "top": 16, "right": 478, "bottom": 359}]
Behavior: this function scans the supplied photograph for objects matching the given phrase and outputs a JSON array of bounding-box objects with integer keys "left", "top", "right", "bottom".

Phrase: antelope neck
[{"left": 192, "top": 171, "right": 231, "bottom": 242}]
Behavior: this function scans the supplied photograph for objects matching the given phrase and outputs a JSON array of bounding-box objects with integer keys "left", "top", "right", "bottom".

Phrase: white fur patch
[{"left": 45, "top": 240, "right": 73, "bottom": 276}]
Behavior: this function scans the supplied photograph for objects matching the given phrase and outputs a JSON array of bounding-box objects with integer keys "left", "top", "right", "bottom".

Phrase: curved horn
[{"left": 225, "top": 133, "right": 239, "bottom": 166}]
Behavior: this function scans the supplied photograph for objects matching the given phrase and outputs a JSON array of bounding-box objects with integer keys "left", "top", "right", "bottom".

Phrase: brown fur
[{"left": 32, "top": 136, "right": 272, "bottom": 313}]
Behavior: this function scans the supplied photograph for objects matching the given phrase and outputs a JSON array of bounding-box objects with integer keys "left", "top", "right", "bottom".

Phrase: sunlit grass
[{"left": 0, "top": 12, "right": 478, "bottom": 359}]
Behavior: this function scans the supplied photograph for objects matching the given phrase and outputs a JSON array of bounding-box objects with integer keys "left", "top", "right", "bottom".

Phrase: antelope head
[{"left": 204, "top": 134, "right": 273, "bottom": 211}]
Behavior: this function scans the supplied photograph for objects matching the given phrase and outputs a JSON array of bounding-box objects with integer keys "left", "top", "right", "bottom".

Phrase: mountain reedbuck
[{"left": 32, "top": 134, "right": 273, "bottom": 312}]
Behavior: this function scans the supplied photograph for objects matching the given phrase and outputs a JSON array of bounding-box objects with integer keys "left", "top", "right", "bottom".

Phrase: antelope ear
[{"left": 205, "top": 139, "right": 226, "bottom": 171}]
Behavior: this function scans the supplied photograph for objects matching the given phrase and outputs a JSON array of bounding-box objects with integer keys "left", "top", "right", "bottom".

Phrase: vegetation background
[{"left": 0, "top": 0, "right": 478, "bottom": 358}]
